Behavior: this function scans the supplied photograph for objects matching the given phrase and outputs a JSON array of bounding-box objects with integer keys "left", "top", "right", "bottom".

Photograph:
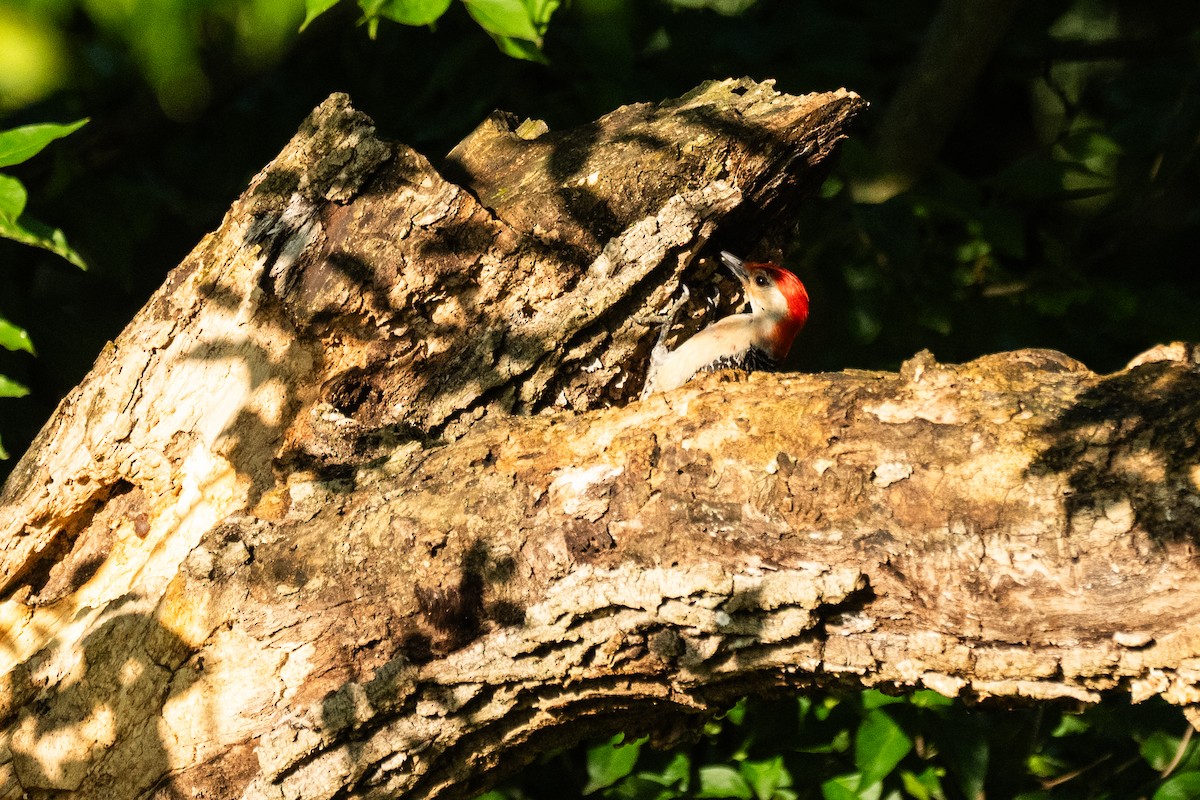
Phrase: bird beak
[{"left": 719, "top": 251, "right": 749, "bottom": 283}]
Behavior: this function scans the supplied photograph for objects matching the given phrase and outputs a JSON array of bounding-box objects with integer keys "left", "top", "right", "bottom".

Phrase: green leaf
[
  {"left": 855, "top": 710, "right": 912, "bottom": 786},
  {"left": 862, "top": 690, "right": 906, "bottom": 710},
  {"left": 463, "top": 0, "right": 540, "bottom": 41},
  {"left": 0, "top": 119, "right": 87, "bottom": 169},
  {"left": 820, "top": 174, "right": 844, "bottom": 198},
  {"left": 491, "top": 35, "right": 549, "bottom": 62},
  {"left": 821, "top": 773, "right": 881, "bottom": 800},
  {"left": 0, "top": 435, "right": 8, "bottom": 460},
  {"left": 1140, "top": 731, "right": 1183, "bottom": 771},
  {"left": 0, "top": 318, "right": 34, "bottom": 354},
  {"left": 1025, "top": 753, "right": 1067, "bottom": 779},
  {"left": 697, "top": 765, "right": 753, "bottom": 799},
  {"left": 604, "top": 775, "right": 685, "bottom": 800},
  {"left": 301, "top": 0, "right": 341, "bottom": 30},
  {"left": 740, "top": 756, "right": 792, "bottom": 800},
  {"left": 0, "top": 120, "right": 86, "bottom": 266},
  {"left": 373, "top": 0, "right": 453, "bottom": 26},
  {"left": 636, "top": 751, "right": 690, "bottom": 790},
  {"left": 0, "top": 212, "right": 87, "bottom": 269},
  {"left": 1059, "top": 128, "right": 1122, "bottom": 175},
  {"left": 900, "top": 767, "right": 946, "bottom": 800},
  {"left": 1154, "top": 771, "right": 1200, "bottom": 800},
  {"left": 821, "top": 775, "right": 859, "bottom": 800},
  {"left": 0, "top": 173, "right": 27, "bottom": 220},
  {"left": 584, "top": 735, "right": 643, "bottom": 794},
  {"left": 798, "top": 696, "right": 813, "bottom": 722},
  {"left": 0, "top": 375, "right": 30, "bottom": 398},
  {"left": 814, "top": 695, "right": 841, "bottom": 722},
  {"left": 909, "top": 690, "right": 953, "bottom": 709},
  {"left": 797, "top": 728, "right": 852, "bottom": 754},
  {"left": 722, "top": 698, "right": 748, "bottom": 725},
  {"left": 659, "top": 751, "right": 691, "bottom": 788},
  {"left": 1049, "top": 712, "right": 1089, "bottom": 738}
]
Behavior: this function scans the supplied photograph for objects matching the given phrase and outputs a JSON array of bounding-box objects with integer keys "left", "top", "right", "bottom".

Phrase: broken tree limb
[
  {"left": 0, "top": 78, "right": 864, "bottom": 599},
  {"left": 2, "top": 78, "right": 1199, "bottom": 800}
]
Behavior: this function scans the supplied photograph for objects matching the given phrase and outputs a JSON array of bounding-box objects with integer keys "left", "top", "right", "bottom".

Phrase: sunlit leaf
[
  {"left": 862, "top": 690, "right": 906, "bottom": 710},
  {"left": 1050, "top": 713, "right": 1090, "bottom": 738},
  {"left": 636, "top": 751, "right": 690, "bottom": 790},
  {"left": 909, "top": 691, "right": 954, "bottom": 709},
  {"left": 722, "top": 698, "right": 748, "bottom": 725},
  {"left": 814, "top": 695, "right": 841, "bottom": 722},
  {"left": 821, "top": 773, "right": 881, "bottom": 800},
  {"left": 0, "top": 119, "right": 87, "bottom": 168},
  {"left": 0, "top": 318, "right": 34, "bottom": 354},
  {"left": 740, "top": 756, "right": 792, "bottom": 800},
  {"left": 855, "top": 710, "right": 912, "bottom": 786},
  {"left": 697, "top": 765, "right": 752, "bottom": 799},
  {"left": 0, "top": 374, "right": 29, "bottom": 398},
  {"left": 660, "top": 751, "right": 691, "bottom": 787},
  {"left": 1154, "top": 771, "right": 1200, "bottom": 800},
  {"left": 300, "top": 0, "right": 341, "bottom": 31},
  {"left": 821, "top": 776, "right": 859, "bottom": 800},
  {"left": 527, "top": 0, "right": 560, "bottom": 26},
  {"left": 491, "top": 34, "right": 549, "bottom": 63},
  {"left": 0, "top": 212, "right": 86, "bottom": 269},
  {"left": 464, "top": 0, "right": 540, "bottom": 41},
  {"left": 584, "top": 735, "right": 643, "bottom": 794},
  {"left": 1025, "top": 753, "right": 1067, "bottom": 779},
  {"left": 373, "top": 0, "right": 453, "bottom": 26},
  {"left": 900, "top": 767, "right": 946, "bottom": 800},
  {"left": 0, "top": 173, "right": 26, "bottom": 220}
]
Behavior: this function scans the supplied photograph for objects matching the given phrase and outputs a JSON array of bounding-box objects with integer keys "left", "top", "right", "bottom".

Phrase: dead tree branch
[{"left": 2, "top": 80, "right": 1198, "bottom": 800}]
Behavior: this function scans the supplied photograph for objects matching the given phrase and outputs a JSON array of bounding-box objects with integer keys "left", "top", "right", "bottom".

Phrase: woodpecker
[{"left": 641, "top": 251, "right": 810, "bottom": 395}]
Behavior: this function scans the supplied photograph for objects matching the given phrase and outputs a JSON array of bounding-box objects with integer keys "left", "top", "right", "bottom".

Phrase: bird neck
[{"left": 754, "top": 312, "right": 804, "bottom": 360}]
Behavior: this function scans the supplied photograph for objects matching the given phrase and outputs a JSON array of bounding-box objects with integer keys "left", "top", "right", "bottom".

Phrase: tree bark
[{"left": 1, "top": 79, "right": 1199, "bottom": 800}]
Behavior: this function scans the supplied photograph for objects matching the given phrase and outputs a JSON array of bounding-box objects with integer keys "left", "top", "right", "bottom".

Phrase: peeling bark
[{"left": 1, "top": 78, "right": 1198, "bottom": 800}]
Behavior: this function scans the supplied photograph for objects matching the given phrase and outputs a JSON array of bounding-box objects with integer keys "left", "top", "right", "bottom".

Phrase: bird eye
[{"left": 754, "top": 275, "right": 769, "bottom": 287}]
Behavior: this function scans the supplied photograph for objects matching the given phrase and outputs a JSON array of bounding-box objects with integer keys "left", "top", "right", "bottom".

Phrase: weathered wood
[
  {"left": 3, "top": 78, "right": 1199, "bottom": 800},
  {"left": 0, "top": 79, "right": 863, "bottom": 599}
]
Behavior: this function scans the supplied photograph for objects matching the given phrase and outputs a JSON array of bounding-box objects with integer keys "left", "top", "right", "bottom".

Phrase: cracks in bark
[
  {"left": 8, "top": 479, "right": 143, "bottom": 606},
  {"left": 238, "top": 558, "right": 869, "bottom": 799}
]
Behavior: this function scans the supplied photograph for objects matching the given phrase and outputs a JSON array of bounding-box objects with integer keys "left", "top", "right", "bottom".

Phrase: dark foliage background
[{"left": 1, "top": 0, "right": 1199, "bottom": 797}]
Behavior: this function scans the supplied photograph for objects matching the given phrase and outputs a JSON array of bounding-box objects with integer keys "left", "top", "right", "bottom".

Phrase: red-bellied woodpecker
[{"left": 641, "top": 251, "right": 810, "bottom": 396}]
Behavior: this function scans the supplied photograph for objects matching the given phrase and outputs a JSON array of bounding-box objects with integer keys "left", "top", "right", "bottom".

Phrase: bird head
[{"left": 719, "top": 251, "right": 810, "bottom": 331}]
